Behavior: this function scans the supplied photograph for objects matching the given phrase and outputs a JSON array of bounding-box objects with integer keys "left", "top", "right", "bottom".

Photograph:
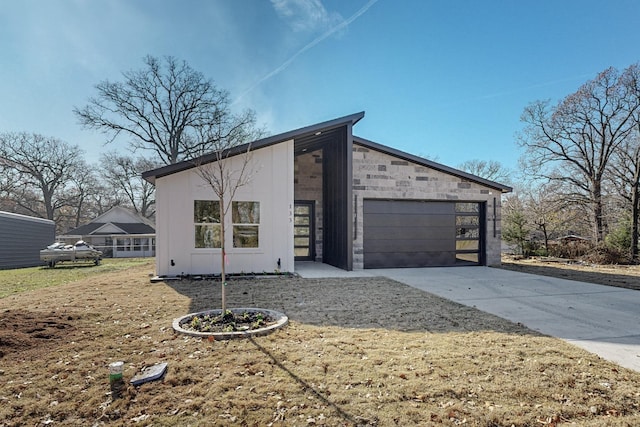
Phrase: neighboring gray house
[
  {"left": 58, "top": 206, "right": 155, "bottom": 258},
  {"left": 0, "top": 211, "right": 55, "bottom": 269},
  {"left": 143, "top": 111, "right": 512, "bottom": 277}
]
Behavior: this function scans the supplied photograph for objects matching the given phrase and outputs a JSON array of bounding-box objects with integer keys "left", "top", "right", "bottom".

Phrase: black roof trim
[
  {"left": 353, "top": 136, "right": 512, "bottom": 193},
  {"left": 142, "top": 111, "right": 365, "bottom": 183}
]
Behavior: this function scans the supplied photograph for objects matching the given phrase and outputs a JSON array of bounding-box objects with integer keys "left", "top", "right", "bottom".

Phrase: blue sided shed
[{"left": 0, "top": 211, "right": 55, "bottom": 269}]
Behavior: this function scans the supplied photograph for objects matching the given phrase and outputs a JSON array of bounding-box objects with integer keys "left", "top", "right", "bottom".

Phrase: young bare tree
[
  {"left": 518, "top": 67, "right": 640, "bottom": 243},
  {"left": 193, "top": 117, "right": 262, "bottom": 312},
  {"left": 0, "top": 132, "right": 85, "bottom": 227},
  {"left": 74, "top": 55, "right": 258, "bottom": 165}
]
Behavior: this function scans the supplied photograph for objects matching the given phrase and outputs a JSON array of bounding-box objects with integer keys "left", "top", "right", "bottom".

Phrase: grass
[
  {"left": 0, "top": 257, "right": 154, "bottom": 298},
  {"left": 1, "top": 261, "right": 639, "bottom": 426}
]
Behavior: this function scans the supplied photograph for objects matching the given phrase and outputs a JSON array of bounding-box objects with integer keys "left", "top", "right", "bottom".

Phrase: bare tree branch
[
  {"left": 0, "top": 132, "right": 85, "bottom": 231},
  {"left": 100, "top": 152, "right": 159, "bottom": 219},
  {"left": 517, "top": 66, "right": 640, "bottom": 242},
  {"left": 75, "top": 55, "right": 261, "bottom": 165}
]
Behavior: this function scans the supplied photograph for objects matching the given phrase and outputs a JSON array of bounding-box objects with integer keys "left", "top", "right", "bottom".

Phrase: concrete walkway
[{"left": 295, "top": 262, "right": 640, "bottom": 372}]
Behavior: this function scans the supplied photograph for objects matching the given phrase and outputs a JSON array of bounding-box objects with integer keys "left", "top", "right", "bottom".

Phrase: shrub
[
  {"left": 606, "top": 221, "right": 632, "bottom": 253},
  {"left": 581, "top": 243, "right": 630, "bottom": 265},
  {"left": 548, "top": 240, "right": 592, "bottom": 259}
]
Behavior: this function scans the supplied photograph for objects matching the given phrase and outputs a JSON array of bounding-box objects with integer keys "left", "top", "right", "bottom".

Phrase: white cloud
[{"left": 270, "top": 0, "right": 344, "bottom": 33}]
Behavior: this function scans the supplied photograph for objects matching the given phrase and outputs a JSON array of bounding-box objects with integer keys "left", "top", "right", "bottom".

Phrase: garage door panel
[
  {"left": 364, "top": 251, "right": 457, "bottom": 268},
  {"left": 363, "top": 199, "right": 470, "bottom": 269},
  {"left": 364, "top": 213, "right": 453, "bottom": 227},
  {"left": 364, "top": 226, "right": 453, "bottom": 240},
  {"left": 364, "top": 200, "right": 454, "bottom": 215},
  {"left": 364, "top": 238, "right": 455, "bottom": 253}
]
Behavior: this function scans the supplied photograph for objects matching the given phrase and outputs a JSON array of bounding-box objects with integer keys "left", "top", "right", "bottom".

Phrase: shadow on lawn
[
  {"left": 248, "top": 336, "right": 375, "bottom": 426},
  {"left": 165, "top": 276, "right": 537, "bottom": 335},
  {"left": 164, "top": 276, "right": 537, "bottom": 426},
  {"left": 500, "top": 261, "right": 640, "bottom": 291}
]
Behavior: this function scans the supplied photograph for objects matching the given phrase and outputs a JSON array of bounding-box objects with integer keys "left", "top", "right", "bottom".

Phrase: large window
[
  {"left": 232, "top": 201, "right": 260, "bottom": 248},
  {"left": 194, "top": 200, "right": 221, "bottom": 248},
  {"left": 455, "top": 202, "right": 482, "bottom": 265}
]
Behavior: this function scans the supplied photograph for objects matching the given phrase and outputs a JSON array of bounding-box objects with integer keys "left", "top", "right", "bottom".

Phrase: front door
[{"left": 294, "top": 201, "right": 315, "bottom": 261}]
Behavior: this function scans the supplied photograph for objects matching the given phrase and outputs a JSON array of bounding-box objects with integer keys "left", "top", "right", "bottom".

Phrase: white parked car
[{"left": 40, "top": 240, "right": 103, "bottom": 268}]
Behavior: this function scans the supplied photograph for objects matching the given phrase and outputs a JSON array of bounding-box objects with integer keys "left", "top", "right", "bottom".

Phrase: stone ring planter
[{"left": 172, "top": 308, "right": 288, "bottom": 340}]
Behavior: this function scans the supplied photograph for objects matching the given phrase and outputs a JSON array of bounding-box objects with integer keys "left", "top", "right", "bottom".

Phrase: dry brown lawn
[{"left": 1, "top": 259, "right": 640, "bottom": 426}]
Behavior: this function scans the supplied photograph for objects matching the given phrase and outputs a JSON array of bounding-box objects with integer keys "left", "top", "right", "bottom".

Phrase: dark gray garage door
[{"left": 363, "top": 200, "right": 482, "bottom": 268}]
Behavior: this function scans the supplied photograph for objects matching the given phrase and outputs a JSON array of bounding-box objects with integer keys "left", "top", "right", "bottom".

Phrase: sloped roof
[
  {"left": 0, "top": 210, "right": 55, "bottom": 225},
  {"left": 91, "top": 206, "right": 155, "bottom": 227},
  {"left": 63, "top": 207, "right": 155, "bottom": 236},
  {"left": 141, "top": 111, "right": 512, "bottom": 193},
  {"left": 142, "top": 112, "right": 365, "bottom": 183},
  {"left": 353, "top": 136, "right": 512, "bottom": 193}
]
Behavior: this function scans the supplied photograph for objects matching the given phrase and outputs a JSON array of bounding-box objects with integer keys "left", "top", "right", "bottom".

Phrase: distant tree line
[{"left": 0, "top": 132, "right": 159, "bottom": 234}]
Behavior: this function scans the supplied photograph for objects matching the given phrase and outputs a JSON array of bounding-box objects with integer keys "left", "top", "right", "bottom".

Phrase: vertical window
[
  {"left": 455, "top": 202, "right": 482, "bottom": 265},
  {"left": 232, "top": 201, "right": 260, "bottom": 248},
  {"left": 194, "top": 200, "right": 221, "bottom": 248}
]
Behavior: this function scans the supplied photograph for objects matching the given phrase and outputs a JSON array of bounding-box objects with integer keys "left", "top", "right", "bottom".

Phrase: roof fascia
[
  {"left": 142, "top": 111, "right": 365, "bottom": 183},
  {"left": 353, "top": 136, "right": 512, "bottom": 193}
]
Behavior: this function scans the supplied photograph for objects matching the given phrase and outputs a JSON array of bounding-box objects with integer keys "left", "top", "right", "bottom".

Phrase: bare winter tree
[
  {"left": 63, "top": 160, "right": 99, "bottom": 230},
  {"left": 0, "top": 132, "right": 85, "bottom": 226},
  {"left": 518, "top": 66, "right": 640, "bottom": 243},
  {"left": 100, "top": 152, "right": 158, "bottom": 218},
  {"left": 501, "top": 193, "right": 530, "bottom": 255},
  {"left": 74, "top": 55, "right": 259, "bottom": 165},
  {"left": 608, "top": 63, "right": 640, "bottom": 261},
  {"left": 608, "top": 135, "right": 640, "bottom": 260},
  {"left": 521, "top": 180, "right": 591, "bottom": 249},
  {"left": 84, "top": 181, "right": 125, "bottom": 218},
  {"left": 457, "top": 159, "right": 511, "bottom": 183},
  {"left": 0, "top": 164, "right": 21, "bottom": 211}
]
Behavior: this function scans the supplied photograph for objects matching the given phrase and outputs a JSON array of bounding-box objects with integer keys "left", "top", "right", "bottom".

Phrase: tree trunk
[
  {"left": 220, "top": 195, "right": 226, "bottom": 312},
  {"left": 542, "top": 223, "right": 549, "bottom": 253},
  {"left": 592, "top": 181, "right": 604, "bottom": 243},
  {"left": 43, "top": 190, "right": 55, "bottom": 221},
  {"left": 75, "top": 196, "right": 85, "bottom": 228},
  {"left": 632, "top": 170, "right": 640, "bottom": 263}
]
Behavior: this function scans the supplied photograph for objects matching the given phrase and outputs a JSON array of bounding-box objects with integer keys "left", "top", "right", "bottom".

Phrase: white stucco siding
[{"left": 154, "top": 140, "right": 294, "bottom": 276}]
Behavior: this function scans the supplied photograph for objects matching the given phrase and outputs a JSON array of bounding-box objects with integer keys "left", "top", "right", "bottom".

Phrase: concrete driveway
[{"left": 295, "top": 263, "right": 640, "bottom": 372}]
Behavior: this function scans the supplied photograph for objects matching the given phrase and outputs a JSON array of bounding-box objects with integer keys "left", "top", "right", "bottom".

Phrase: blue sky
[{"left": 1, "top": 0, "right": 639, "bottom": 174}]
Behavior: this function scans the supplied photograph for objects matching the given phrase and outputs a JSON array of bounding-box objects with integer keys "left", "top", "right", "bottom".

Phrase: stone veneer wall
[
  {"left": 294, "top": 150, "right": 323, "bottom": 261},
  {"left": 352, "top": 144, "right": 504, "bottom": 269}
]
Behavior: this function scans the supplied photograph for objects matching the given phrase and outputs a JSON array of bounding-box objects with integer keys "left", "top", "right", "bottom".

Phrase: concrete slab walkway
[{"left": 295, "top": 262, "right": 640, "bottom": 372}]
